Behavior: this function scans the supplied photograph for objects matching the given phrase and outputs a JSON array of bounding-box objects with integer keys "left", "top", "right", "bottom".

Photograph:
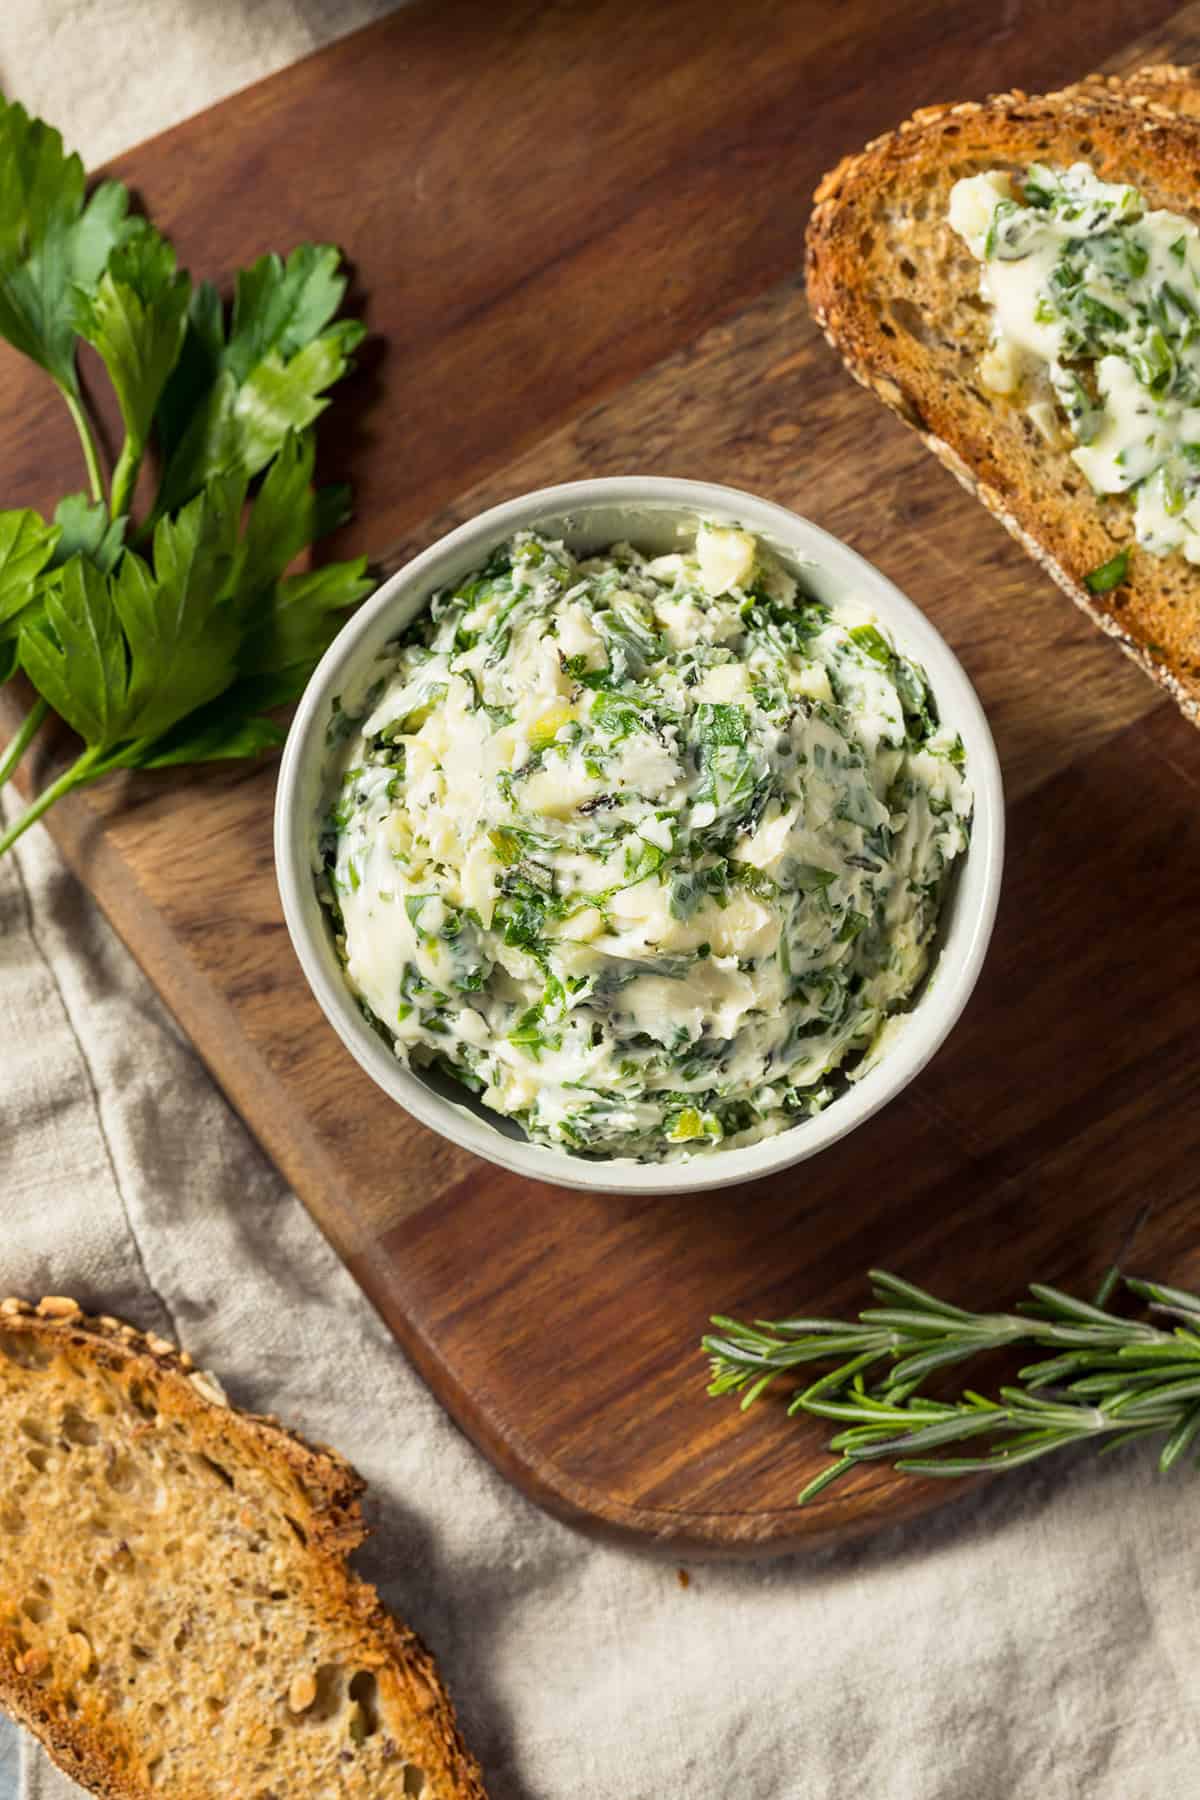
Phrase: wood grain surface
[{"left": 2, "top": 0, "right": 1199, "bottom": 1553}]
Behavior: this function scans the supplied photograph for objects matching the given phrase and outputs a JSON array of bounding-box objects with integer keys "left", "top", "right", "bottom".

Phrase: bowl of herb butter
[{"left": 275, "top": 478, "right": 1003, "bottom": 1194}]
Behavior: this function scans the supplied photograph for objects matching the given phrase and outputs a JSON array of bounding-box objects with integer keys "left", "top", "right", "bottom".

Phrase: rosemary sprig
[{"left": 704, "top": 1270, "right": 1200, "bottom": 1505}]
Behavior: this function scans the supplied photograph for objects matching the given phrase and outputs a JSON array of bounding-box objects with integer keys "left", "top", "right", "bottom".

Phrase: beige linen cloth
[{"left": 2, "top": 7, "right": 1200, "bottom": 1797}]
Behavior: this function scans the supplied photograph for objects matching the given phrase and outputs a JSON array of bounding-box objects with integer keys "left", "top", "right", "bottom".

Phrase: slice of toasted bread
[
  {"left": 806, "top": 73, "right": 1200, "bottom": 725},
  {"left": 0, "top": 1296, "right": 486, "bottom": 1800}
]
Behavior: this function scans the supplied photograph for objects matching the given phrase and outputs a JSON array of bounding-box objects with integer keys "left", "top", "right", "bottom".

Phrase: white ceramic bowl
[{"left": 275, "top": 477, "right": 1004, "bottom": 1195}]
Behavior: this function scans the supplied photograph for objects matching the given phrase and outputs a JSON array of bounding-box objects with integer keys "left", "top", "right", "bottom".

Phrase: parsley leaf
[
  {"left": 696, "top": 701, "right": 749, "bottom": 747},
  {"left": 5, "top": 495, "right": 129, "bottom": 698},
  {"left": 18, "top": 478, "right": 243, "bottom": 762},
  {"left": 0, "top": 508, "right": 60, "bottom": 685},
  {"left": 848, "top": 623, "right": 893, "bottom": 665},
  {"left": 230, "top": 559, "right": 374, "bottom": 710},
  {"left": 109, "top": 478, "right": 245, "bottom": 745},
  {"left": 151, "top": 246, "right": 365, "bottom": 519},
  {"left": 1084, "top": 548, "right": 1131, "bottom": 594},
  {"left": 18, "top": 555, "right": 131, "bottom": 751},
  {"left": 235, "top": 427, "right": 347, "bottom": 597},
  {"left": 837, "top": 908, "right": 869, "bottom": 943},
  {"left": 0, "top": 96, "right": 137, "bottom": 494},
  {"left": 0, "top": 509, "right": 59, "bottom": 630},
  {"left": 186, "top": 560, "right": 375, "bottom": 767},
  {"left": 72, "top": 226, "right": 192, "bottom": 516},
  {"left": 135, "top": 712, "right": 286, "bottom": 771},
  {"left": 220, "top": 430, "right": 372, "bottom": 709},
  {"left": 13, "top": 467, "right": 367, "bottom": 801},
  {"left": 47, "top": 495, "right": 127, "bottom": 575},
  {"left": 224, "top": 244, "right": 353, "bottom": 381},
  {"left": 0, "top": 96, "right": 136, "bottom": 393}
]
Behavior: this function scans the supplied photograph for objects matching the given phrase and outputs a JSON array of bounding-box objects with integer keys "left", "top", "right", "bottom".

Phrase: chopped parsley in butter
[
  {"left": 318, "top": 523, "right": 971, "bottom": 1161},
  {"left": 950, "top": 161, "right": 1200, "bottom": 561}
]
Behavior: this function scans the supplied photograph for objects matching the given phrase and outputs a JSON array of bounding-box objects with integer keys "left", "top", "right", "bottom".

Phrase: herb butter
[
  {"left": 318, "top": 524, "right": 971, "bottom": 1161},
  {"left": 950, "top": 161, "right": 1200, "bottom": 561}
]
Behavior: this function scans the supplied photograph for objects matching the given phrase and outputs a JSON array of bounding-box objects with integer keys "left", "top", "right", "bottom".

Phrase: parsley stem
[
  {"left": 108, "top": 438, "right": 140, "bottom": 523},
  {"left": 60, "top": 386, "right": 105, "bottom": 505},
  {"left": 0, "top": 699, "right": 50, "bottom": 791},
  {"left": 0, "top": 745, "right": 102, "bottom": 859}
]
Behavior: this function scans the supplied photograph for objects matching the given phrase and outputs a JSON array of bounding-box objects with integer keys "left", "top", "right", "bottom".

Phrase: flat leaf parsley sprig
[
  {"left": 0, "top": 94, "right": 375, "bottom": 854},
  {"left": 705, "top": 1268, "right": 1200, "bottom": 1504}
]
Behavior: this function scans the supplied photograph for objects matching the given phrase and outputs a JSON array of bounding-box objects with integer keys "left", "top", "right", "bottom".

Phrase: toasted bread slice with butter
[
  {"left": 806, "top": 69, "right": 1200, "bottom": 724},
  {"left": 0, "top": 1295, "right": 486, "bottom": 1800}
]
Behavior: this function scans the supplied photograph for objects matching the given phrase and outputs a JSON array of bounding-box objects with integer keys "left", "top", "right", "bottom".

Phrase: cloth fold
[{"left": 2, "top": 6, "right": 1199, "bottom": 1796}]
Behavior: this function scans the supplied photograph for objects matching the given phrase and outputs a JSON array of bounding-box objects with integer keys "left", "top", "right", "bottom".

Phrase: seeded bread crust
[
  {"left": 806, "top": 70, "right": 1200, "bottom": 725},
  {"left": 0, "top": 1296, "right": 487, "bottom": 1800},
  {"left": 1068, "top": 65, "right": 1200, "bottom": 118}
]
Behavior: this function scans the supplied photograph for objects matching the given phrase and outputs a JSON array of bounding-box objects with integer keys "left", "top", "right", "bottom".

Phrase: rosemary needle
[{"left": 704, "top": 1270, "right": 1200, "bottom": 1505}]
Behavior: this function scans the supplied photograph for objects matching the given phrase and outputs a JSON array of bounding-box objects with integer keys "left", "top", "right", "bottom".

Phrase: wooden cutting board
[{"left": 3, "top": 0, "right": 1200, "bottom": 1555}]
